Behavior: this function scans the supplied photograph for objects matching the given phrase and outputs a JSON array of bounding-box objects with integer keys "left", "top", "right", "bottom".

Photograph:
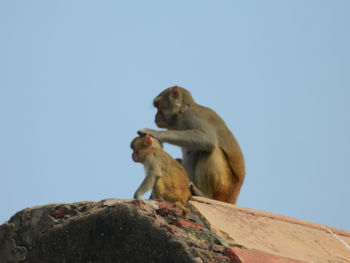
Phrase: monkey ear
[
  {"left": 170, "top": 86, "right": 181, "bottom": 99},
  {"left": 143, "top": 135, "right": 153, "bottom": 146}
]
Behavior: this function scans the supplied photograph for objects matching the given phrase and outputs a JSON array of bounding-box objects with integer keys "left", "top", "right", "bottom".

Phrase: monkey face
[
  {"left": 130, "top": 135, "right": 160, "bottom": 163},
  {"left": 131, "top": 148, "right": 141, "bottom": 162},
  {"left": 153, "top": 87, "right": 182, "bottom": 129},
  {"left": 154, "top": 108, "right": 169, "bottom": 128},
  {"left": 153, "top": 96, "right": 169, "bottom": 128},
  {"left": 130, "top": 137, "right": 146, "bottom": 163}
]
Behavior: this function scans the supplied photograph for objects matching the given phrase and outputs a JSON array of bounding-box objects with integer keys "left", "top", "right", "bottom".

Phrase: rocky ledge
[
  {"left": 1, "top": 197, "right": 350, "bottom": 263},
  {"left": 0, "top": 198, "right": 233, "bottom": 263}
]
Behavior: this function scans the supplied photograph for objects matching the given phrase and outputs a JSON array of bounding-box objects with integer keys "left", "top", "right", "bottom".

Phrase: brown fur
[
  {"left": 131, "top": 135, "right": 191, "bottom": 213},
  {"left": 139, "top": 86, "right": 245, "bottom": 204}
]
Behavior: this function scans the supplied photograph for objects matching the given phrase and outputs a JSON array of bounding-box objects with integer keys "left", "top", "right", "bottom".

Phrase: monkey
[
  {"left": 138, "top": 86, "right": 245, "bottom": 204},
  {"left": 130, "top": 134, "right": 192, "bottom": 214}
]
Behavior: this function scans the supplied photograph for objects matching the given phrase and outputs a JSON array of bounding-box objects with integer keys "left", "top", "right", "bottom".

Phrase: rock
[
  {"left": 224, "top": 247, "right": 305, "bottom": 263},
  {"left": 0, "top": 199, "right": 225, "bottom": 263},
  {"left": 171, "top": 218, "right": 205, "bottom": 230},
  {"left": 190, "top": 196, "right": 350, "bottom": 263},
  {"left": 2, "top": 196, "right": 350, "bottom": 263},
  {"left": 156, "top": 201, "right": 183, "bottom": 217}
]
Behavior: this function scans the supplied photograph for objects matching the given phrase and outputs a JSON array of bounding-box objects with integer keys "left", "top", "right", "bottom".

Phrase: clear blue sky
[{"left": 1, "top": 1, "right": 349, "bottom": 231}]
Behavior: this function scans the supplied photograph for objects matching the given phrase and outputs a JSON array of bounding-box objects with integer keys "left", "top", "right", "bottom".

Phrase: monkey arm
[
  {"left": 134, "top": 167, "right": 161, "bottom": 199},
  {"left": 134, "top": 175, "right": 156, "bottom": 199},
  {"left": 138, "top": 128, "right": 217, "bottom": 152}
]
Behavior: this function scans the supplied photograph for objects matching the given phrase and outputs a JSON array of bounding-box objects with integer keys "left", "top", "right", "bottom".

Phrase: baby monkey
[{"left": 131, "top": 134, "right": 191, "bottom": 214}]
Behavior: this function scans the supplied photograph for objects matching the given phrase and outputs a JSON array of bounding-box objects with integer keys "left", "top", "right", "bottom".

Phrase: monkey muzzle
[
  {"left": 132, "top": 152, "right": 138, "bottom": 162},
  {"left": 155, "top": 111, "right": 167, "bottom": 128}
]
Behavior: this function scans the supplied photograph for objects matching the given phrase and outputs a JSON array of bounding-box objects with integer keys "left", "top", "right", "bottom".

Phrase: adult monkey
[{"left": 138, "top": 86, "right": 245, "bottom": 204}]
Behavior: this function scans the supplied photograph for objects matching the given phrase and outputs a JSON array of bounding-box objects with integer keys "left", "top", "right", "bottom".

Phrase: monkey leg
[{"left": 174, "top": 201, "right": 190, "bottom": 216}]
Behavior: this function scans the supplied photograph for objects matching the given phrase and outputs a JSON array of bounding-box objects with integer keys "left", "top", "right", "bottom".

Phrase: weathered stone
[
  {"left": 225, "top": 247, "right": 306, "bottom": 263},
  {"left": 156, "top": 201, "right": 183, "bottom": 217},
  {"left": 172, "top": 218, "right": 205, "bottom": 230},
  {"left": 50, "top": 209, "right": 69, "bottom": 219},
  {"left": 165, "top": 224, "right": 183, "bottom": 234},
  {"left": 190, "top": 196, "right": 350, "bottom": 263},
  {"left": 212, "top": 245, "right": 225, "bottom": 253},
  {"left": 2, "top": 196, "right": 350, "bottom": 263},
  {"left": 0, "top": 201, "right": 196, "bottom": 263},
  {"left": 0, "top": 199, "right": 226, "bottom": 263},
  {"left": 152, "top": 212, "right": 168, "bottom": 225},
  {"left": 212, "top": 255, "right": 231, "bottom": 263}
]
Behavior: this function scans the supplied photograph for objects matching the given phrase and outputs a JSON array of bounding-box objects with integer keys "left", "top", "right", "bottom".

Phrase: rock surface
[
  {"left": 0, "top": 199, "right": 229, "bottom": 263},
  {"left": 1, "top": 197, "right": 350, "bottom": 263},
  {"left": 191, "top": 197, "right": 350, "bottom": 263}
]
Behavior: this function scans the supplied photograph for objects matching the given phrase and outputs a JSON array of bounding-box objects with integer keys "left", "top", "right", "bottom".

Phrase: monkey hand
[
  {"left": 137, "top": 128, "right": 161, "bottom": 140},
  {"left": 133, "top": 192, "right": 142, "bottom": 200}
]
